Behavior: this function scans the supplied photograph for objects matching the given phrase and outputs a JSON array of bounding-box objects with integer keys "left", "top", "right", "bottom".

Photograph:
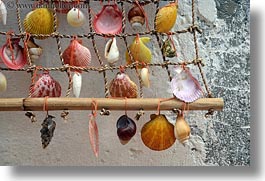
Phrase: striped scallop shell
[
  {"left": 30, "top": 72, "right": 61, "bottom": 98},
  {"left": 141, "top": 114, "right": 176, "bottom": 151},
  {"left": 62, "top": 39, "right": 91, "bottom": 67},
  {"left": 109, "top": 73, "right": 138, "bottom": 98},
  {"left": 155, "top": 2, "right": 177, "bottom": 33}
]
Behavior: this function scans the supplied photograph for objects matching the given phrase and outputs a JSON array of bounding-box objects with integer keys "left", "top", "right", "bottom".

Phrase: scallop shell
[
  {"left": 155, "top": 2, "right": 177, "bottom": 33},
  {"left": 0, "top": 72, "right": 7, "bottom": 92},
  {"left": 62, "top": 39, "right": 91, "bottom": 68},
  {"left": 23, "top": 8, "right": 57, "bottom": 39},
  {"left": 141, "top": 114, "right": 176, "bottom": 151},
  {"left": 0, "top": 0, "right": 7, "bottom": 25},
  {"left": 0, "top": 38, "right": 27, "bottom": 70},
  {"left": 72, "top": 72, "right": 82, "bottom": 98},
  {"left": 170, "top": 66, "right": 203, "bottom": 103},
  {"left": 109, "top": 72, "right": 138, "bottom": 98},
  {"left": 126, "top": 36, "right": 152, "bottom": 65},
  {"left": 174, "top": 114, "right": 191, "bottom": 144},
  {"left": 30, "top": 71, "right": 61, "bottom": 97},
  {"left": 128, "top": 5, "right": 145, "bottom": 29},
  {"left": 140, "top": 67, "right": 150, "bottom": 88},
  {"left": 93, "top": 4, "right": 122, "bottom": 34},
  {"left": 116, "top": 115, "right": 137, "bottom": 145},
  {"left": 105, "top": 37, "right": 119, "bottom": 65},
  {"left": 67, "top": 8, "right": 85, "bottom": 27}
]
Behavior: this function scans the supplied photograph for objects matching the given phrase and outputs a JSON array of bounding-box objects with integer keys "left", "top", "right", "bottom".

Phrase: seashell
[
  {"left": 67, "top": 7, "right": 85, "bottom": 27},
  {"left": 72, "top": 72, "right": 82, "bottom": 98},
  {"left": 116, "top": 115, "right": 137, "bottom": 145},
  {"left": 40, "top": 115, "right": 56, "bottom": 149},
  {"left": 104, "top": 37, "right": 119, "bottom": 65},
  {"left": 140, "top": 67, "right": 150, "bottom": 88},
  {"left": 162, "top": 38, "right": 176, "bottom": 58},
  {"left": 0, "top": 38, "right": 27, "bottom": 70},
  {"left": 155, "top": 2, "right": 178, "bottom": 33},
  {"left": 62, "top": 38, "right": 91, "bottom": 68},
  {"left": 141, "top": 114, "right": 176, "bottom": 151},
  {"left": 170, "top": 66, "right": 203, "bottom": 103},
  {"left": 0, "top": 0, "right": 7, "bottom": 25},
  {"left": 88, "top": 114, "right": 99, "bottom": 157},
  {"left": 29, "top": 48, "right": 43, "bottom": 56},
  {"left": 0, "top": 72, "right": 7, "bottom": 92},
  {"left": 27, "top": 38, "right": 43, "bottom": 61},
  {"left": 174, "top": 113, "right": 191, "bottom": 144},
  {"left": 109, "top": 72, "right": 138, "bottom": 98},
  {"left": 30, "top": 71, "right": 61, "bottom": 97},
  {"left": 128, "top": 5, "right": 145, "bottom": 29},
  {"left": 93, "top": 4, "right": 122, "bottom": 34},
  {"left": 23, "top": 8, "right": 58, "bottom": 39},
  {"left": 126, "top": 36, "right": 152, "bottom": 65}
]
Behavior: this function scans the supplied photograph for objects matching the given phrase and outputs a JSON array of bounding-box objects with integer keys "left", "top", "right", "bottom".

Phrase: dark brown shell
[{"left": 116, "top": 115, "right": 137, "bottom": 144}]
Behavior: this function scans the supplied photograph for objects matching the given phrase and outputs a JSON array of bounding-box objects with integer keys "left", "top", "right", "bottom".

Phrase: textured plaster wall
[{"left": 0, "top": 0, "right": 250, "bottom": 166}]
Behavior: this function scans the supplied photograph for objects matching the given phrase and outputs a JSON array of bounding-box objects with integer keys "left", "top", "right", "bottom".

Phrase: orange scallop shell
[
  {"left": 109, "top": 73, "right": 138, "bottom": 98},
  {"left": 141, "top": 114, "right": 176, "bottom": 151}
]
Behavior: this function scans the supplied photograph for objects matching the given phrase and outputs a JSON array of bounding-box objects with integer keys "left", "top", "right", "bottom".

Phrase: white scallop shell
[
  {"left": 73, "top": 72, "right": 82, "bottom": 98},
  {"left": 0, "top": 0, "right": 7, "bottom": 25},
  {"left": 67, "top": 8, "right": 85, "bottom": 27},
  {"left": 140, "top": 67, "right": 150, "bottom": 88},
  {"left": 104, "top": 38, "right": 119, "bottom": 65},
  {"left": 0, "top": 72, "right": 7, "bottom": 92}
]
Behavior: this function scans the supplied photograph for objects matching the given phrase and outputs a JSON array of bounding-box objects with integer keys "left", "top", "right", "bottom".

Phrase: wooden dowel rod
[{"left": 0, "top": 98, "right": 224, "bottom": 112}]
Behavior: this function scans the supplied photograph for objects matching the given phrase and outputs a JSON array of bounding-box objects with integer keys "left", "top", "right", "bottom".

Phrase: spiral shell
[
  {"left": 155, "top": 2, "right": 177, "bottom": 33},
  {"left": 0, "top": 0, "right": 7, "bottom": 25},
  {"left": 67, "top": 8, "right": 85, "bottom": 27},
  {"left": 116, "top": 115, "right": 137, "bottom": 145},
  {"left": 128, "top": 5, "right": 145, "bottom": 29},
  {"left": 27, "top": 38, "right": 43, "bottom": 62},
  {"left": 109, "top": 72, "right": 138, "bottom": 98},
  {"left": 30, "top": 71, "right": 61, "bottom": 97},
  {"left": 174, "top": 113, "right": 191, "bottom": 144},
  {"left": 62, "top": 38, "right": 91, "bottom": 68},
  {"left": 23, "top": 8, "right": 57, "bottom": 39},
  {"left": 141, "top": 114, "right": 176, "bottom": 151},
  {"left": 105, "top": 37, "right": 119, "bottom": 65},
  {"left": 0, "top": 72, "right": 7, "bottom": 92}
]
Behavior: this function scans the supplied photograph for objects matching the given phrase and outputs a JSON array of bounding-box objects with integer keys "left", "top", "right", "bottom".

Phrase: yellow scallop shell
[
  {"left": 126, "top": 36, "right": 152, "bottom": 65},
  {"left": 155, "top": 3, "right": 178, "bottom": 33},
  {"left": 23, "top": 8, "right": 58, "bottom": 39},
  {"left": 141, "top": 114, "right": 176, "bottom": 151}
]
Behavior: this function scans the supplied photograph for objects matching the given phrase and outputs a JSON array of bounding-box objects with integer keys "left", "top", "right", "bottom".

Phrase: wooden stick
[{"left": 0, "top": 98, "right": 224, "bottom": 112}]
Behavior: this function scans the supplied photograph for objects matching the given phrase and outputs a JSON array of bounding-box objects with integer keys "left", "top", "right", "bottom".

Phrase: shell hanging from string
[
  {"left": 0, "top": 0, "right": 7, "bottom": 25},
  {"left": 170, "top": 66, "right": 203, "bottom": 103},
  {"left": 140, "top": 67, "right": 150, "bottom": 88},
  {"left": 174, "top": 111, "right": 191, "bottom": 144},
  {"left": 67, "top": 7, "right": 86, "bottom": 27},
  {"left": 141, "top": 114, "right": 176, "bottom": 151},
  {"left": 30, "top": 71, "right": 61, "bottom": 98},
  {"left": 109, "top": 72, "right": 138, "bottom": 98},
  {"left": 72, "top": 72, "right": 82, "bottom": 98},
  {"left": 0, "top": 72, "right": 7, "bottom": 92},
  {"left": 93, "top": 4, "right": 123, "bottom": 34},
  {"left": 0, "top": 38, "right": 27, "bottom": 70},
  {"left": 126, "top": 36, "right": 152, "bottom": 66},
  {"left": 62, "top": 38, "right": 91, "bottom": 70},
  {"left": 88, "top": 101, "right": 99, "bottom": 157},
  {"left": 104, "top": 37, "right": 119, "bottom": 65},
  {"left": 155, "top": 1, "right": 178, "bottom": 33},
  {"left": 23, "top": 8, "right": 58, "bottom": 39},
  {"left": 116, "top": 115, "right": 137, "bottom": 145},
  {"left": 27, "top": 38, "right": 43, "bottom": 62},
  {"left": 128, "top": 4, "right": 145, "bottom": 29},
  {"left": 162, "top": 38, "right": 176, "bottom": 58}
]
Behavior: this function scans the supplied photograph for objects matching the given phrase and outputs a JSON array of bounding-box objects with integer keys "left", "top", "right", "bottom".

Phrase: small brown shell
[
  {"left": 109, "top": 73, "right": 138, "bottom": 98},
  {"left": 128, "top": 5, "right": 145, "bottom": 28},
  {"left": 174, "top": 114, "right": 191, "bottom": 144},
  {"left": 141, "top": 114, "right": 176, "bottom": 151}
]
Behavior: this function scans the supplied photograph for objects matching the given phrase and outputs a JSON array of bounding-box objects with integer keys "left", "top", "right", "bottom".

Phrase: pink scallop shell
[
  {"left": 93, "top": 4, "right": 122, "bottom": 34},
  {"left": 170, "top": 68, "right": 203, "bottom": 103},
  {"left": 62, "top": 39, "right": 91, "bottom": 68},
  {"left": 109, "top": 73, "right": 138, "bottom": 98},
  {"left": 30, "top": 72, "right": 61, "bottom": 98},
  {"left": 0, "top": 38, "right": 27, "bottom": 70}
]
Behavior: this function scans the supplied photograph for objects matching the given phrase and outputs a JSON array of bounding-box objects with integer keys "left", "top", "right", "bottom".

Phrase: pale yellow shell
[
  {"left": 174, "top": 114, "right": 191, "bottom": 144},
  {"left": 126, "top": 36, "right": 152, "bottom": 65},
  {"left": 140, "top": 67, "right": 150, "bottom": 88},
  {"left": 155, "top": 3, "right": 177, "bottom": 33},
  {"left": 67, "top": 8, "right": 85, "bottom": 27},
  {"left": 0, "top": 72, "right": 7, "bottom": 92}
]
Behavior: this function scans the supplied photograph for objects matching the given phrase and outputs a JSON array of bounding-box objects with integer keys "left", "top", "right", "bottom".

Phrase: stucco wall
[{"left": 0, "top": 0, "right": 250, "bottom": 166}]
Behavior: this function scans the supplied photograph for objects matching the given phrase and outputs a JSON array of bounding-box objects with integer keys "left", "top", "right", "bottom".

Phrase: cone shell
[
  {"left": 105, "top": 37, "right": 119, "bottom": 65},
  {"left": 109, "top": 73, "right": 138, "bottom": 98},
  {"left": 162, "top": 39, "right": 176, "bottom": 58},
  {"left": 23, "top": 8, "right": 57, "bottom": 39},
  {"left": 62, "top": 39, "right": 91, "bottom": 68},
  {"left": 0, "top": 38, "right": 27, "bottom": 70},
  {"left": 155, "top": 2, "right": 177, "bottom": 33},
  {"left": 93, "top": 5, "right": 122, "bottom": 34},
  {"left": 140, "top": 67, "right": 150, "bottom": 88},
  {"left": 67, "top": 8, "right": 85, "bottom": 27},
  {"left": 72, "top": 72, "right": 82, "bottom": 98},
  {"left": 128, "top": 5, "right": 145, "bottom": 28},
  {"left": 30, "top": 72, "right": 61, "bottom": 97},
  {"left": 170, "top": 66, "right": 203, "bottom": 103},
  {"left": 126, "top": 36, "right": 152, "bottom": 65},
  {"left": 141, "top": 114, "right": 176, "bottom": 151},
  {"left": 116, "top": 115, "right": 137, "bottom": 145},
  {"left": 0, "top": 72, "right": 7, "bottom": 92},
  {"left": 0, "top": 0, "right": 7, "bottom": 25},
  {"left": 174, "top": 114, "right": 191, "bottom": 144}
]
